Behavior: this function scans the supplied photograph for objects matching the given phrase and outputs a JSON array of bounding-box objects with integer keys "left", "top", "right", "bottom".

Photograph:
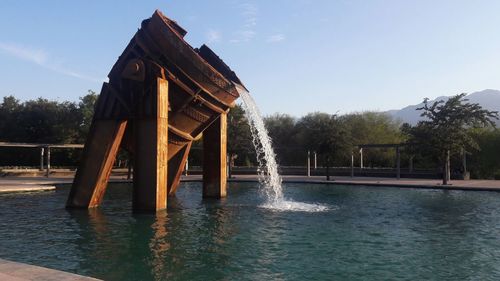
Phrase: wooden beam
[
  {"left": 133, "top": 78, "right": 169, "bottom": 212},
  {"left": 66, "top": 119, "right": 127, "bottom": 208},
  {"left": 167, "top": 141, "right": 192, "bottom": 196},
  {"left": 203, "top": 113, "right": 227, "bottom": 198}
]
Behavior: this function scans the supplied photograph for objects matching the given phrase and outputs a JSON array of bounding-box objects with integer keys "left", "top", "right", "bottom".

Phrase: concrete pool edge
[
  {"left": 0, "top": 258, "right": 101, "bottom": 281},
  {"left": 1, "top": 176, "right": 500, "bottom": 193}
]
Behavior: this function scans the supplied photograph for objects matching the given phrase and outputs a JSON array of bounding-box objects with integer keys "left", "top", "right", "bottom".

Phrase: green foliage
[
  {"left": 77, "top": 90, "right": 98, "bottom": 142},
  {"left": 403, "top": 94, "right": 499, "bottom": 182},
  {"left": 2, "top": 91, "right": 500, "bottom": 180},
  {"left": 295, "top": 112, "right": 352, "bottom": 166},
  {"left": 0, "top": 91, "right": 98, "bottom": 166},
  {"left": 264, "top": 113, "right": 298, "bottom": 165},
  {"left": 405, "top": 94, "right": 498, "bottom": 157},
  {"left": 341, "top": 111, "right": 403, "bottom": 167},
  {"left": 468, "top": 128, "right": 500, "bottom": 179},
  {"left": 227, "top": 104, "right": 254, "bottom": 166}
]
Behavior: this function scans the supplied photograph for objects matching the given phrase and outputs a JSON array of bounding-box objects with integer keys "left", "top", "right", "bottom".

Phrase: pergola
[
  {"left": 357, "top": 143, "right": 406, "bottom": 179},
  {"left": 0, "top": 142, "right": 84, "bottom": 177}
]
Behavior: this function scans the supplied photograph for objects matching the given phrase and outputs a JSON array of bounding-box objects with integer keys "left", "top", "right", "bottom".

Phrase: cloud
[
  {"left": 0, "top": 42, "right": 48, "bottom": 64},
  {"left": 241, "top": 2, "right": 258, "bottom": 28},
  {"left": 230, "top": 2, "right": 258, "bottom": 43},
  {"left": 0, "top": 42, "right": 104, "bottom": 83},
  {"left": 267, "top": 34, "right": 286, "bottom": 43},
  {"left": 230, "top": 30, "right": 256, "bottom": 43},
  {"left": 206, "top": 29, "right": 221, "bottom": 43}
]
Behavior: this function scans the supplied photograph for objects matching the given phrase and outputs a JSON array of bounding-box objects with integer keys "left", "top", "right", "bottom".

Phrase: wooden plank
[
  {"left": 144, "top": 11, "right": 239, "bottom": 104},
  {"left": 66, "top": 119, "right": 127, "bottom": 208},
  {"left": 202, "top": 113, "right": 227, "bottom": 198},
  {"left": 167, "top": 141, "right": 192, "bottom": 195},
  {"left": 133, "top": 78, "right": 169, "bottom": 212},
  {"left": 0, "top": 142, "right": 83, "bottom": 148}
]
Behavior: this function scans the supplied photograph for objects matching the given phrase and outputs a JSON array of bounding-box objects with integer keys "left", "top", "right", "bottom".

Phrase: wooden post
[
  {"left": 40, "top": 147, "right": 44, "bottom": 171},
  {"left": 307, "top": 150, "right": 311, "bottom": 177},
  {"left": 351, "top": 151, "right": 354, "bottom": 178},
  {"left": 167, "top": 142, "right": 192, "bottom": 195},
  {"left": 326, "top": 156, "right": 330, "bottom": 181},
  {"left": 396, "top": 146, "right": 401, "bottom": 180},
  {"left": 46, "top": 146, "right": 51, "bottom": 178},
  {"left": 443, "top": 150, "right": 451, "bottom": 185},
  {"left": 133, "top": 78, "right": 169, "bottom": 212},
  {"left": 66, "top": 120, "right": 128, "bottom": 208},
  {"left": 203, "top": 113, "right": 227, "bottom": 198},
  {"left": 360, "top": 148, "right": 364, "bottom": 169}
]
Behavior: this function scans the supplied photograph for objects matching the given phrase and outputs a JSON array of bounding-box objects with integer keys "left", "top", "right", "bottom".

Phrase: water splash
[{"left": 236, "top": 84, "right": 328, "bottom": 212}]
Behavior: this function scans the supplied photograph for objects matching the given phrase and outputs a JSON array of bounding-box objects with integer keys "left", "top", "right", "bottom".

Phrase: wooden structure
[
  {"left": 357, "top": 143, "right": 406, "bottom": 179},
  {"left": 66, "top": 10, "right": 245, "bottom": 212},
  {"left": 0, "top": 142, "right": 84, "bottom": 177}
]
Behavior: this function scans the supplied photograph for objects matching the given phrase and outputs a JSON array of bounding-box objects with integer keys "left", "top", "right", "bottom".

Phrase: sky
[{"left": 1, "top": 0, "right": 500, "bottom": 116}]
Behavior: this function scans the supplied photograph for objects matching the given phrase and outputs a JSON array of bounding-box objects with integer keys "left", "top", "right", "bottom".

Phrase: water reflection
[
  {"left": 3, "top": 183, "right": 500, "bottom": 280},
  {"left": 148, "top": 210, "right": 170, "bottom": 280}
]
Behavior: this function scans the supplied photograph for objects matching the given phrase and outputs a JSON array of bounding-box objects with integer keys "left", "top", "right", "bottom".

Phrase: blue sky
[{"left": 1, "top": 0, "right": 500, "bottom": 116}]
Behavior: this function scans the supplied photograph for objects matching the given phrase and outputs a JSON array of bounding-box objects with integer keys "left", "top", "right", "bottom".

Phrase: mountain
[{"left": 387, "top": 89, "right": 500, "bottom": 125}]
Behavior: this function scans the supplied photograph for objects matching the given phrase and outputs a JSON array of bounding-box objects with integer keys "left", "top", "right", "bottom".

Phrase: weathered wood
[
  {"left": 203, "top": 113, "right": 227, "bottom": 198},
  {"left": 167, "top": 141, "right": 192, "bottom": 195},
  {"left": 66, "top": 120, "right": 127, "bottom": 208},
  {"left": 67, "top": 11, "right": 243, "bottom": 212},
  {"left": 133, "top": 78, "right": 169, "bottom": 211}
]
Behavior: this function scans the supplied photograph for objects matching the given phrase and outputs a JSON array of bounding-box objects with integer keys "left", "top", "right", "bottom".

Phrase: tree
[
  {"left": 264, "top": 113, "right": 298, "bottom": 165},
  {"left": 340, "top": 111, "right": 403, "bottom": 167},
  {"left": 227, "top": 104, "right": 253, "bottom": 170},
  {"left": 468, "top": 128, "right": 500, "bottom": 179},
  {"left": 403, "top": 94, "right": 498, "bottom": 185},
  {"left": 296, "top": 112, "right": 352, "bottom": 180},
  {"left": 77, "top": 90, "right": 98, "bottom": 142}
]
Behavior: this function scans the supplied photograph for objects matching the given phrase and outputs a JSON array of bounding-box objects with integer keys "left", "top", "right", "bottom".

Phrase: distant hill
[{"left": 387, "top": 89, "right": 500, "bottom": 125}]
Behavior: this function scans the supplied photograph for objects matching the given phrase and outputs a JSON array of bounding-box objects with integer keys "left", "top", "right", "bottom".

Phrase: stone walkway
[{"left": 0, "top": 259, "right": 100, "bottom": 281}]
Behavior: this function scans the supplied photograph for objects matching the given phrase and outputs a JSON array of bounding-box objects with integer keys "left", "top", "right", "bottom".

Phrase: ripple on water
[{"left": 259, "top": 199, "right": 332, "bottom": 212}]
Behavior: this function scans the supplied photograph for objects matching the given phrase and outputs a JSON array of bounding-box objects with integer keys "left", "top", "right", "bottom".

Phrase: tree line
[{"left": 0, "top": 92, "right": 499, "bottom": 180}]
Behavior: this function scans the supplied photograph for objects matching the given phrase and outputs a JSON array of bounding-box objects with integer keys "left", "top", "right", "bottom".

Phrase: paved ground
[
  {"left": 1, "top": 174, "right": 500, "bottom": 192},
  {"left": 0, "top": 259, "right": 100, "bottom": 281}
]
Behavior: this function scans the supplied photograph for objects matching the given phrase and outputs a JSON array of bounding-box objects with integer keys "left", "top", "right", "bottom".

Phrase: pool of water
[{"left": 1, "top": 182, "right": 500, "bottom": 280}]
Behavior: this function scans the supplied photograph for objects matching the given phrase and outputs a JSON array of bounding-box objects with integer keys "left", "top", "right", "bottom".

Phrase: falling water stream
[{"left": 236, "top": 84, "right": 328, "bottom": 212}]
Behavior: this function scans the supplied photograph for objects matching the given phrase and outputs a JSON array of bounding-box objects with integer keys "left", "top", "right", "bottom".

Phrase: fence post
[
  {"left": 359, "top": 148, "right": 363, "bottom": 169},
  {"left": 396, "top": 146, "right": 401, "bottom": 180},
  {"left": 40, "top": 147, "right": 45, "bottom": 171},
  {"left": 45, "top": 146, "right": 51, "bottom": 178},
  {"left": 351, "top": 151, "right": 354, "bottom": 178},
  {"left": 307, "top": 150, "right": 311, "bottom": 177}
]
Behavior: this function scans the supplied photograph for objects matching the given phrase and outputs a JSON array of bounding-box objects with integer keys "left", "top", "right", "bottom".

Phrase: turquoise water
[{"left": 1, "top": 182, "right": 500, "bottom": 280}]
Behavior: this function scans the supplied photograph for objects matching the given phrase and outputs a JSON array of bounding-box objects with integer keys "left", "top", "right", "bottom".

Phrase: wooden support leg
[
  {"left": 203, "top": 113, "right": 227, "bottom": 198},
  {"left": 66, "top": 119, "right": 127, "bottom": 208},
  {"left": 133, "top": 78, "right": 169, "bottom": 212},
  {"left": 167, "top": 141, "right": 192, "bottom": 196}
]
